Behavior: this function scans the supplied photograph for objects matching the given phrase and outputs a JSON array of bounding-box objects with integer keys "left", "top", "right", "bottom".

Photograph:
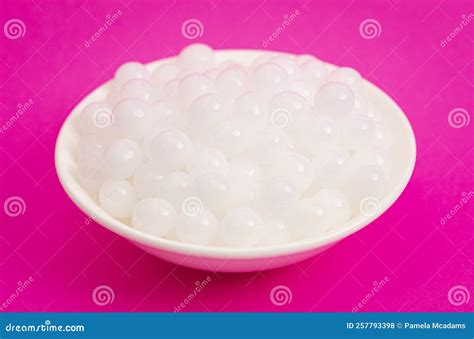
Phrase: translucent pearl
[
  {"left": 114, "top": 62, "right": 150, "bottom": 89},
  {"left": 313, "top": 147, "right": 353, "bottom": 189},
  {"left": 77, "top": 153, "right": 105, "bottom": 194},
  {"left": 228, "top": 158, "right": 261, "bottom": 181},
  {"left": 178, "top": 73, "right": 215, "bottom": 107},
  {"left": 252, "top": 53, "right": 275, "bottom": 68},
  {"left": 208, "top": 120, "right": 250, "bottom": 157},
  {"left": 291, "top": 79, "right": 316, "bottom": 102},
  {"left": 133, "top": 162, "right": 164, "bottom": 199},
  {"left": 367, "top": 103, "right": 382, "bottom": 122},
  {"left": 227, "top": 158, "right": 261, "bottom": 206},
  {"left": 187, "top": 147, "right": 229, "bottom": 176},
  {"left": 228, "top": 175, "right": 260, "bottom": 207},
  {"left": 300, "top": 59, "right": 328, "bottom": 84},
  {"left": 314, "top": 82, "right": 354, "bottom": 118},
  {"left": 353, "top": 147, "right": 392, "bottom": 178},
  {"left": 120, "top": 79, "right": 153, "bottom": 102},
  {"left": 188, "top": 93, "right": 227, "bottom": 133},
  {"left": 232, "top": 92, "right": 268, "bottom": 132},
  {"left": 150, "top": 100, "right": 182, "bottom": 129},
  {"left": 158, "top": 171, "right": 194, "bottom": 211},
  {"left": 296, "top": 54, "right": 316, "bottom": 64},
  {"left": 179, "top": 43, "right": 215, "bottom": 71},
  {"left": 176, "top": 209, "right": 218, "bottom": 245},
  {"left": 285, "top": 198, "right": 327, "bottom": 240},
  {"left": 260, "top": 220, "right": 290, "bottom": 246},
  {"left": 313, "top": 188, "right": 351, "bottom": 228},
  {"left": 147, "top": 129, "right": 193, "bottom": 174},
  {"left": 205, "top": 68, "right": 220, "bottom": 81},
  {"left": 132, "top": 198, "right": 177, "bottom": 237},
  {"left": 79, "top": 102, "right": 114, "bottom": 135},
  {"left": 268, "top": 91, "right": 311, "bottom": 128},
  {"left": 99, "top": 180, "right": 137, "bottom": 219},
  {"left": 76, "top": 134, "right": 108, "bottom": 161},
  {"left": 251, "top": 62, "right": 287, "bottom": 95},
  {"left": 259, "top": 177, "right": 299, "bottom": 219},
  {"left": 269, "top": 55, "right": 301, "bottom": 78},
  {"left": 216, "top": 66, "right": 249, "bottom": 101},
  {"left": 161, "top": 78, "right": 180, "bottom": 101},
  {"left": 340, "top": 114, "right": 375, "bottom": 151},
  {"left": 328, "top": 67, "right": 362, "bottom": 92},
  {"left": 105, "top": 89, "right": 121, "bottom": 107},
  {"left": 151, "top": 62, "right": 180, "bottom": 89},
  {"left": 268, "top": 152, "right": 314, "bottom": 193},
  {"left": 249, "top": 126, "right": 293, "bottom": 164},
  {"left": 103, "top": 139, "right": 143, "bottom": 179},
  {"left": 374, "top": 123, "right": 393, "bottom": 150},
  {"left": 220, "top": 207, "right": 265, "bottom": 247},
  {"left": 346, "top": 165, "right": 386, "bottom": 203},
  {"left": 352, "top": 92, "right": 371, "bottom": 115},
  {"left": 113, "top": 98, "right": 154, "bottom": 140},
  {"left": 193, "top": 173, "right": 229, "bottom": 215},
  {"left": 293, "top": 115, "right": 339, "bottom": 156}
]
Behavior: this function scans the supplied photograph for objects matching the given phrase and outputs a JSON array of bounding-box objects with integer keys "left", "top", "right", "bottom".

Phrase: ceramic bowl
[{"left": 55, "top": 50, "right": 416, "bottom": 272}]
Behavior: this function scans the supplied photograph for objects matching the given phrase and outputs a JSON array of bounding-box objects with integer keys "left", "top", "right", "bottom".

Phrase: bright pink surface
[{"left": 1, "top": 0, "right": 472, "bottom": 312}]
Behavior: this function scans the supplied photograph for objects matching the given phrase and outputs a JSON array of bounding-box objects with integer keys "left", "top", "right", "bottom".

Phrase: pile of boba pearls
[{"left": 76, "top": 43, "right": 392, "bottom": 248}]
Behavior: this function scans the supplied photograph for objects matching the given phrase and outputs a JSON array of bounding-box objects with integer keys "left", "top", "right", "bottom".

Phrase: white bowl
[{"left": 55, "top": 50, "right": 416, "bottom": 272}]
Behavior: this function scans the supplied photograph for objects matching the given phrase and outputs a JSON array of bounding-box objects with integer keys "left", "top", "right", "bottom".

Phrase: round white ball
[
  {"left": 79, "top": 101, "right": 114, "bottom": 136},
  {"left": 114, "top": 61, "right": 150, "bottom": 89},
  {"left": 178, "top": 73, "right": 215, "bottom": 107},
  {"left": 158, "top": 171, "right": 194, "bottom": 211},
  {"left": 220, "top": 207, "right": 265, "bottom": 247},
  {"left": 133, "top": 162, "right": 164, "bottom": 199},
  {"left": 176, "top": 209, "right": 218, "bottom": 245},
  {"left": 193, "top": 173, "right": 229, "bottom": 215},
  {"left": 268, "top": 152, "right": 314, "bottom": 193},
  {"left": 103, "top": 138, "right": 143, "bottom": 179},
  {"left": 113, "top": 98, "right": 154, "bottom": 139},
  {"left": 120, "top": 79, "right": 153, "bottom": 102},
  {"left": 179, "top": 43, "right": 215, "bottom": 71},
  {"left": 147, "top": 129, "right": 193, "bottom": 174},
  {"left": 314, "top": 82, "right": 355, "bottom": 118},
  {"left": 187, "top": 147, "right": 229, "bottom": 177},
  {"left": 132, "top": 198, "right": 177, "bottom": 237},
  {"left": 99, "top": 180, "right": 137, "bottom": 219},
  {"left": 313, "top": 188, "right": 351, "bottom": 228}
]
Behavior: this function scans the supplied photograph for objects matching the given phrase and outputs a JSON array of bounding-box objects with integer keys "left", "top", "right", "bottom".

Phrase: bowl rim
[{"left": 54, "top": 49, "right": 417, "bottom": 259}]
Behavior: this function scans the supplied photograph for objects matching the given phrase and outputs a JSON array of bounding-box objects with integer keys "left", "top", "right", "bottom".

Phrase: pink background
[{"left": 0, "top": 0, "right": 472, "bottom": 312}]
